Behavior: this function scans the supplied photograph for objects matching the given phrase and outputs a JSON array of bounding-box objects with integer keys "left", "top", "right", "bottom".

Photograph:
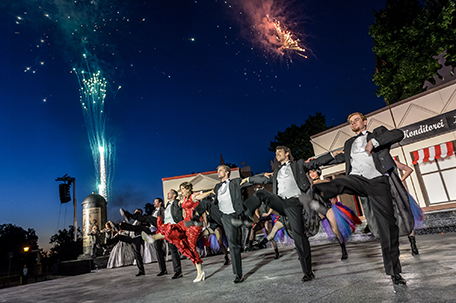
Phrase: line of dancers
[{"left": 102, "top": 111, "right": 422, "bottom": 286}]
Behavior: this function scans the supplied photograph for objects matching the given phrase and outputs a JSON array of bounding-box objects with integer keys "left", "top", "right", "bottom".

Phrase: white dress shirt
[
  {"left": 350, "top": 131, "right": 382, "bottom": 179},
  {"left": 277, "top": 161, "right": 301, "bottom": 199},
  {"left": 217, "top": 180, "right": 236, "bottom": 214},
  {"left": 163, "top": 201, "right": 176, "bottom": 225}
]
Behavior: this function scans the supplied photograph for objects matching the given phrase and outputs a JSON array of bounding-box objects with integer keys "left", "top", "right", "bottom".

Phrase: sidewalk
[{"left": 1, "top": 232, "right": 455, "bottom": 303}]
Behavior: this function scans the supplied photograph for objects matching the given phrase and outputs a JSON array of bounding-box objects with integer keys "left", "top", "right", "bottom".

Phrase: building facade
[
  {"left": 310, "top": 79, "right": 456, "bottom": 215},
  {"left": 162, "top": 165, "right": 256, "bottom": 200},
  {"left": 162, "top": 168, "right": 241, "bottom": 199}
]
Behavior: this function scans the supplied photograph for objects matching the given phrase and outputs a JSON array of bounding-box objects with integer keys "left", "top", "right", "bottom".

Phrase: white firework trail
[{"left": 74, "top": 58, "right": 115, "bottom": 202}]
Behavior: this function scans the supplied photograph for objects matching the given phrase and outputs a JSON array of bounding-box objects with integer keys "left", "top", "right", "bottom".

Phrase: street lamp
[{"left": 23, "top": 247, "right": 30, "bottom": 253}]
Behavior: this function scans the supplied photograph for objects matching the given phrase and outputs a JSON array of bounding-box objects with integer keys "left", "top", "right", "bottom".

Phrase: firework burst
[
  {"left": 268, "top": 16, "right": 307, "bottom": 58},
  {"left": 236, "top": 0, "right": 307, "bottom": 59},
  {"left": 74, "top": 58, "right": 115, "bottom": 202},
  {"left": 11, "top": 1, "right": 124, "bottom": 202}
]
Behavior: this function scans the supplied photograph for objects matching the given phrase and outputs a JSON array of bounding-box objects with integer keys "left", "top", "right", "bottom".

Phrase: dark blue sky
[{"left": 0, "top": 0, "right": 387, "bottom": 250}]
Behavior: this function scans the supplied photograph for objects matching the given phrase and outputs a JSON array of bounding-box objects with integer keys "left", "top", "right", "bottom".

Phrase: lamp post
[
  {"left": 23, "top": 246, "right": 29, "bottom": 266},
  {"left": 22, "top": 246, "right": 30, "bottom": 285}
]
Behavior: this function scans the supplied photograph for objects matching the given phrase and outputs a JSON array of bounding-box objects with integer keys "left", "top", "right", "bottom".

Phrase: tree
[
  {"left": 269, "top": 112, "right": 331, "bottom": 161},
  {"left": 144, "top": 203, "right": 154, "bottom": 216},
  {"left": 48, "top": 226, "right": 83, "bottom": 262},
  {"left": 0, "top": 224, "right": 39, "bottom": 272},
  {"left": 370, "top": 0, "right": 456, "bottom": 104}
]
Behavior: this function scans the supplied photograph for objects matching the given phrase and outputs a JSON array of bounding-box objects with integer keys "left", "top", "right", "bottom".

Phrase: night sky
[{"left": 0, "top": 0, "right": 387, "bottom": 250}]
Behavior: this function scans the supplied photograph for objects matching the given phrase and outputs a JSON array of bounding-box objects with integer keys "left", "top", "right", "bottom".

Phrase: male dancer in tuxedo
[
  {"left": 122, "top": 191, "right": 185, "bottom": 279},
  {"left": 239, "top": 146, "right": 334, "bottom": 282},
  {"left": 311, "top": 112, "right": 406, "bottom": 285},
  {"left": 116, "top": 208, "right": 148, "bottom": 276},
  {"left": 150, "top": 198, "right": 167, "bottom": 276},
  {"left": 160, "top": 190, "right": 185, "bottom": 279},
  {"left": 201, "top": 213, "right": 231, "bottom": 265},
  {"left": 188, "top": 164, "right": 252, "bottom": 283},
  {"left": 120, "top": 199, "right": 166, "bottom": 276}
]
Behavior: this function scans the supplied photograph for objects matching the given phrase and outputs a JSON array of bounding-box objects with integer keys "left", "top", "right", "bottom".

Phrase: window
[{"left": 413, "top": 141, "right": 456, "bottom": 205}]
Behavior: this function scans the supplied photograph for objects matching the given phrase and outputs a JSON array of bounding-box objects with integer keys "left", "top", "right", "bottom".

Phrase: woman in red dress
[{"left": 153, "top": 181, "right": 205, "bottom": 282}]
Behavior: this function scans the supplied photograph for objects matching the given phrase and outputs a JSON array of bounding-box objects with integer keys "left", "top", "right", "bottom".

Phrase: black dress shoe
[
  {"left": 233, "top": 275, "right": 245, "bottom": 283},
  {"left": 172, "top": 272, "right": 183, "bottom": 279},
  {"left": 224, "top": 256, "right": 231, "bottom": 265},
  {"left": 157, "top": 271, "right": 168, "bottom": 276},
  {"left": 408, "top": 236, "right": 419, "bottom": 256},
  {"left": 258, "top": 238, "right": 268, "bottom": 249},
  {"left": 391, "top": 274, "right": 406, "bottom": 285},
  {"left": 340, "top": 242, "right": 348, "bottom": 260},
  {"left": 135, "top": 272, "right": 145, "bottom": 277},
  {"left": 274, "top": 249, "right": 281, "bottom": 259},
  {"left": 301, "top": 271, "right": 314, "bottom": 282}
]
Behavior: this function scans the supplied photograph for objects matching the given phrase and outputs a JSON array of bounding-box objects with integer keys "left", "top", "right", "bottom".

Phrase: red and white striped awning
[{"left": 412, "top": 142, "right": 454, "bottom": 164}]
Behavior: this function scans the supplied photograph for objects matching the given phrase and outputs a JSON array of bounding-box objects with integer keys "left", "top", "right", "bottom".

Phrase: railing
[{"left": 0, "top": 274, "right": 20, "bottom": 288}]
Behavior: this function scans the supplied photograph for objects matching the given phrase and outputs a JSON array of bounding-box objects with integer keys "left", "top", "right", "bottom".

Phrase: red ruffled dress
[{"left": 156, "top": 196, "right": 203, "bottom": 264}]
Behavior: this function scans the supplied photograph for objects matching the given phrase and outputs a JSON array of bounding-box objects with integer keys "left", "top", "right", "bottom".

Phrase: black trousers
[
  {"left": 129, "top": 213, "right": 182, "bottom": 274},
  {"left": 129, "top": 213, "right": 157, "bottom": 233},
  {"left": 119, "top": 221, "right": 151, "bottom": 235},
  {"left": 195, "top": 199, "right": 242, "bottom": 277},
  {"left": 313, "top": 175, "right": 401, "bottom": 276},
  {"left": 243, "top": 191, "right": 312, "bottom": 275},
  {"left": 115, "top": 235, "right": 145, "bottom": 274},
  {"left": 168, "top": 242, "right": 182, "bottom": 274},
  {"left": 154, "top": 239, "right": 167, "bottom": 273}
]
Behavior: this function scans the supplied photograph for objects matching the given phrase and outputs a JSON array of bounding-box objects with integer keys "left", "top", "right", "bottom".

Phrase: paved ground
[{"left": 1, "top": 232, "right": 456, "bottom": 303}]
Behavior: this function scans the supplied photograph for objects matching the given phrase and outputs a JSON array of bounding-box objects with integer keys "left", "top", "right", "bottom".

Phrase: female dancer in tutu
[
  {"left": 392, "top": 158, "right": 423, "bottom": 255},
  {"left": 308, "top": 168, "right": 361, "bottom": 260}
]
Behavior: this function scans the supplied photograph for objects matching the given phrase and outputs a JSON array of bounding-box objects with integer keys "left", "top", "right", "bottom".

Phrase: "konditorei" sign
[{"left": 399, "top": 109, "right": 456, "bottom": 146}]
